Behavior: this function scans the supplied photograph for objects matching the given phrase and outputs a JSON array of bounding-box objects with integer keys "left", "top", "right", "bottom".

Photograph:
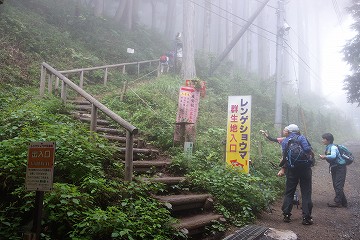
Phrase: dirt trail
[{"left": 254, "top": 141, "right": 360, "bottom": 239}]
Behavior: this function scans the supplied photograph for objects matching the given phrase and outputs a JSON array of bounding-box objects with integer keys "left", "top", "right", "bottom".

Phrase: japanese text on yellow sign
[{"left": 225, "top": 96, "right": 252, "bottom": 173}]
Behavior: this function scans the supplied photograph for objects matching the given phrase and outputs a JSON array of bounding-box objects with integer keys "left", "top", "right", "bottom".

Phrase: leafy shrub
[{"left": 171, "top": 153, "right": 278, "bottom": 226}]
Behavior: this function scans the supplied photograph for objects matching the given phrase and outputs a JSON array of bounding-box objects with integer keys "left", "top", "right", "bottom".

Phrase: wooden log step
[
  {"left": 103, "top": 135, "right": 127, "bottom": 142},
  {"left": 79, "top": 117, "right": 109, "bottom": 125},
  {"left": 74, "top": 105, "right": 92, "bottom": 111},
  {"left": 67, "top": 100, "right": 90, "bottom": 105},
  {"left": 102, "top": 135, "right": 144, "bottom": 147},
  {"left": 117, "top": 147, "right": 159, "bottom": 155},
  {"left": 174, "top": 212, "right": 224, "bottom": 233},
  {"left": 155, "top": 194, "right": 211, "bottom": 205},
  {"left": 96, "top": 127, "right": 125, "bottom": 135},
  {"left": 131, "top": 160, "right": 170, "bottom": 168},
  {"left": 129, "top": 161, "right": 171, "bottom": 173},
  {"left": 154, "top": 194, "right": 212, "bottom": 211},
  {"left": 141, "top": 177, "right": 186, "bottom": 185}
]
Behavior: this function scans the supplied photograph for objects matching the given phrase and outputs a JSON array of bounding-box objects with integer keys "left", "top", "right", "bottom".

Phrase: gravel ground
[{"left": 254, "top": 141, "right": 360, "bottom": 240}]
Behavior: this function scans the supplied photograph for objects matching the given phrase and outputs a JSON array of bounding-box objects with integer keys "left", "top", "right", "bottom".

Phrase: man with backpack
[
  {"left": 278, "top": 124, "right": 314, "bottom": 225},
  {"left": 319, "top": 133, "right": 348, "bottom": 208}
]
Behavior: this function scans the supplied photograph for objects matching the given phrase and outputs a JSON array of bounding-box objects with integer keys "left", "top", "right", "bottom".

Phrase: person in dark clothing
[
  {"left": 279, "top": 124, "right": 314, "bottom": 225},
  {"left": 319, "top": 133, "right": 348, "bottom": 208},
  {"left": 260, "top": 128, "right": 287, "bottom": 144}
]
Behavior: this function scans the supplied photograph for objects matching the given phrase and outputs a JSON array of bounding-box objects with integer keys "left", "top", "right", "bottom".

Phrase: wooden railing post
[
  {"left": 48, "top": 74, "right": 53, "bottom": 94},
  {"left": 125, "top": 130, "right": 134, "bottom": 181},
  {"left": 137, "top": 62, "right": 140, "bottom": 76},
  {"left": 40, "top": 65, "right": 46, "bottom": 96},
  {"left": 157, "top": 62, "right": 161, "bottom": 77},
  {"left": 79, "top": 71, "right": 84, "bottom": 89},
  {"left": 90, "top": 104, "right": 98, "bottom": 132},
  {"left": 104, "top": 67, "right": 108, "bottom": 86},
  {"left": 55, "top": 77, "right": 59, "bottom": 91},
  {"left": 61, "top": 81, "right": 67, "bottom": 102},
  {"left": 120, "top": 79, "right": 128, "bottom": 102}
]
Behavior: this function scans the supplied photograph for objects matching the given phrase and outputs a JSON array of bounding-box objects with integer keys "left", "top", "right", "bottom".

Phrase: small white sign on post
[
  {"left": 127, "top": 48, "right": 135, "bottom": 54},
  {"left": 25, "top": 142, "right": 55, "bottom": 192},
  {"left": 184, "top": 142, "right": 193, "bottom": 156}
]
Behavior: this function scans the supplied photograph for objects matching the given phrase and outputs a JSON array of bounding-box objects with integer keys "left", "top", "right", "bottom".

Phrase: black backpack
[{"left": 285, "top": 136, "right": 312, "bottom": 168}]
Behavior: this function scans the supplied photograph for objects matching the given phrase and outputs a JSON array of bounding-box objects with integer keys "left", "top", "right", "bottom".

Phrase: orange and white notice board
[
  {"left": 226, "top": 96, "right": 252, "bottom": 173},
  {"left": 26, "top": 142, "right": 55, "bottom": 191}
]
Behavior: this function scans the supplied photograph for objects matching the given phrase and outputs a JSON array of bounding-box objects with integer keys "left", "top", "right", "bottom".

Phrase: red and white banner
[{"left": 174, "top": 86, "right": 200, "bottom": 142}]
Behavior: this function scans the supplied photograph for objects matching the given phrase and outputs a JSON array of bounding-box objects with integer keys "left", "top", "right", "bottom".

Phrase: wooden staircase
[{"left": 70, "top": 99, "right": 226, "bottom": 239}]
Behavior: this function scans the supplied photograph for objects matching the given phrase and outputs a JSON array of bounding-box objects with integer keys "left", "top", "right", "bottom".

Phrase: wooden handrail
[{"left": 40, "top": 61, "right": 144, "bottom": 181}]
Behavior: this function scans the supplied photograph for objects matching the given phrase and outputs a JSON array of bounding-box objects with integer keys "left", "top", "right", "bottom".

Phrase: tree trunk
[
  {"left": 125, "top": 0, "right": 133, "bottom": 29},
  {"left": 217, "top": 0, "right": 223, "bottom": 53},
  {"left": 114, "top": 0, "right": 127, "bottom": 23},
  {"left": 240, "top": 0, "right": 249, "bottom": 68},
  {"left": 75, "top": 0, "right": 80, "bottom": 17},
  {"left": 245, "top": 2, "right": 252, "bottom": 75},
  {"left": 165, "top": 0, "right": 177, "bottom": 39},
  {"left": 226, "top": 0, "right": 233, "bottom": 61},
  {"left": 182, "top": 0, "right": 196, "bottom": 80},
  {"left": 297, "top": 0, "right": 310, "bottom": 95},
  {"left": 257, "top": 3, "right": 270, "bottom": 80},
  {"left": 150, "top": 0, "right": 157, "bottom": 31},
  {"left": 202, "top": 0, "right": 211, "bottom": 52},
  {"left": 94, "top": 0, "right": 103, "bottom": 17},
  {"left": 233, "top": 0, "right": 241, "bottom": 68},
  {"left": 132, "top": 0, "right": 139, "bottom": 27}
]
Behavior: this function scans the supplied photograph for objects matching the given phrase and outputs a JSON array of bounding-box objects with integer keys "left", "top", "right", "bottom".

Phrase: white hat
[{"left": 285, "top": 124, "right": 299, "bottom": 132}]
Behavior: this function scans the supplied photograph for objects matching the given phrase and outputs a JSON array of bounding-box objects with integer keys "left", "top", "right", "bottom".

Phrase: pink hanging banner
[{"left": 174, "top": 86, "right": 200, "bottom": 142}]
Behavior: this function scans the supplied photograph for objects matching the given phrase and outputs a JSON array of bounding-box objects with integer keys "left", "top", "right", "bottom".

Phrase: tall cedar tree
[{"left": 343, "top": 0, "right": 360, "bottom": 106}]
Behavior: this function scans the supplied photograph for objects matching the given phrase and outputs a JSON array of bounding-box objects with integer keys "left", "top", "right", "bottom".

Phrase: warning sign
[{"left": 25, "top": 142, "right": 55, "bottom": 191}]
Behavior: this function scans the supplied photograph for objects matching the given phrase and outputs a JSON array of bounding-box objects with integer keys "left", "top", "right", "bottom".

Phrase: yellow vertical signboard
[{"left": 226, "top": 96, "right": 252, "bottom": 173}]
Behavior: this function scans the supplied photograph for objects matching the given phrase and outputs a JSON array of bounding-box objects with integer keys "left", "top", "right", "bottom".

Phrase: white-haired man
[{"left": 279, "top": 124, "right": 315, "bottom": 226}]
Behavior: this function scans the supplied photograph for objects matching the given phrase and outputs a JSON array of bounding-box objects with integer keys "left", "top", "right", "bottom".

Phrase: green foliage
[
  {"left": 343, "top": 0, "right": 360, "bottom": 106},
  {"left": 1, "top": 0, "right": 359, "bottom": 238},
  {"left": 0, "top": 86, "right": 180, "bottom": 239},
  {"left": 0, "top": 0, "right": 167, "bottom": 86},
  {"left": 171, "top": 152, "right": 280, "bottom": 226},
  {"left": 0, "top": 188, "right": 35, "bottom": 240},
  {"left": 42, "top": 183, "right": 94, "bottom": 239},
  {"left": 69, "top": 181, "right": 178, "bottom": 240},
  {"left": 69, "top": 204, "right": 177, "bottom": 240},
  {"left": 100, "top": 76, "right": 180, "bottom": 149}
]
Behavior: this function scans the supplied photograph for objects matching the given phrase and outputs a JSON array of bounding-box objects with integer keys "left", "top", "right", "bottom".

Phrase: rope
[{"left": 126, "top": 69, "right": 176, "bottom": 129}]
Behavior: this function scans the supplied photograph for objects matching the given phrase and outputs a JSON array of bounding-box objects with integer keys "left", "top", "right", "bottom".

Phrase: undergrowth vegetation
[{"left": 1, "top": 0, "right": 359, "bottom": 239}]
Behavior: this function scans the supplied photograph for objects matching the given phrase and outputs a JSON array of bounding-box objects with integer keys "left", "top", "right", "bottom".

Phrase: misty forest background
[{"left": 1, "top": 0, "right": 360, "bottom": 239}]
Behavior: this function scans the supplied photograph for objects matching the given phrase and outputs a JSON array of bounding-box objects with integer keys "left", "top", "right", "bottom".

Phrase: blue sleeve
[
  {"left": 326, "top": 145, "right": 338, "bottom": 161},
  {"left": 299, "top": 135, "right": 312, "bottom": 153}
]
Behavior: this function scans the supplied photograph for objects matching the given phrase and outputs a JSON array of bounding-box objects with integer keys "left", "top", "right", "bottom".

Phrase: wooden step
[
  {"left": 118, "top": 147, "right": 159, "bottom": 155},
  {"left": 103, "top": 135, "right": 127, "bottom": 142},
  {"left": 141, "top": 176, "right": 186, "bottom": 185},
  {"left": 131, "top": 160, "right": 170, "bottom": 168},
  {"left": 174, "top": 212, "right": 224, "bottom": 235},
  {"left": 74, "top": 105, "right": 92, "bottom": 111},
  {"left": 127, "top": 160, "right": 171, "bottom": 173},
  {"left": 79, "top": 117, "right": 109, "bottom": 125},
  {"left": 101, "top": 135, "right": 145, "bottom": 147},
  {"left": 96, "top": 127, "right": 124, "bottom": 135},
  {"left": 67, "top": 100, "right": 90, "bottom": 105},
  {"left": 154, "top": 194, "right": 212, "bottom": 211}
]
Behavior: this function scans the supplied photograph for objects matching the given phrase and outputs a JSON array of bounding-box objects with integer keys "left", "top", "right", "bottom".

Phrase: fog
[{"left": 87, "top": 0, "right": 360, "bottom": 129}]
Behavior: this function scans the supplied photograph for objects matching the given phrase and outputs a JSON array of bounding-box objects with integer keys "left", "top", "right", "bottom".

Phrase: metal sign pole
[{"left": 32, "top": 191, "right": 44, "bottom": 240}]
